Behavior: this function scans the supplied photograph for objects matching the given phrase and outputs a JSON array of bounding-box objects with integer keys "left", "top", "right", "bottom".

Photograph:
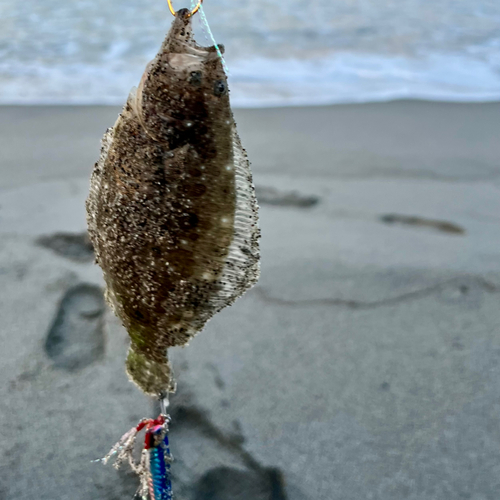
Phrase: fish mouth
[{"left": 166, "top": 8, "right": 224, "bottom": 61}]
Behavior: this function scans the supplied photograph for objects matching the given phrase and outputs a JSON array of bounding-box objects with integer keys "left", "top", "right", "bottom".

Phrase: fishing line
[{"left": 190, "top": 0, "right": 229, "bottom": 75}]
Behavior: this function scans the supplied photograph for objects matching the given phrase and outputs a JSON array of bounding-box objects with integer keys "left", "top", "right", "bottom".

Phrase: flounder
[{"left": 86, "top": 9, "right": 260, "bottom": 396}]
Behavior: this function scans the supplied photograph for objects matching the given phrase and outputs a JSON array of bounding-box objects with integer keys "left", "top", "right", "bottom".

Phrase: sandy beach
[{"left": 1, "top": 100, "right": 500, "bottom": 500}]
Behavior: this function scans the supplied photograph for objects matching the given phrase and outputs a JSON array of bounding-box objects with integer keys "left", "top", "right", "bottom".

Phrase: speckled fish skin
[{"left": 86, "top": 9, "right": 260, "bottom": 396}]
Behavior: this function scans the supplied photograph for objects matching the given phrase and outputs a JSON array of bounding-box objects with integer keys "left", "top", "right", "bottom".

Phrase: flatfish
[{"left": 86, "top": 8, "right": 260, "bottom": 396}]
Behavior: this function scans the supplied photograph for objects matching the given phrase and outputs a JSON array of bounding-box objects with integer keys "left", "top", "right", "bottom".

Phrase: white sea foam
[
  {"left": 229, "top": 51, "right": 500, "bottom": 107},
  {"left": 1, "top": 51, "right": 499, "bottom": 108}
]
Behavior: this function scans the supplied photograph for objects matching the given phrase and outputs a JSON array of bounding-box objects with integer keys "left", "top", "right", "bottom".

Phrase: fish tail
[{"left": 126, "top": 347, "right": 176, "bottom": 396}]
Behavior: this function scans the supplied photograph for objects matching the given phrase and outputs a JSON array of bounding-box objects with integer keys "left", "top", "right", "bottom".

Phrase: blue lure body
[{"left": 146, "top": 425, "right": 173, "bottom": 500}]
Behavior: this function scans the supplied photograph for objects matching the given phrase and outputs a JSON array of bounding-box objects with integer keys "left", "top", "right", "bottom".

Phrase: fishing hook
[
  {"left": 159, "top": 391, "right": 170, "bottom": 416},
  {"left": 167, "top": 0, "right": 203, "bottom": 17}
]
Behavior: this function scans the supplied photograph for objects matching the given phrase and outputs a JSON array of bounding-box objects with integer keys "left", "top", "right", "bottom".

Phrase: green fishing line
[{"left": 190, "top": 1, "right": 229, "bottom": 75}]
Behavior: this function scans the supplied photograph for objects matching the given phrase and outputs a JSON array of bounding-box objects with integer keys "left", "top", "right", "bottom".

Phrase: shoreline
[{"left": 0, "top": 96, "right": 499, "bottom": 108}]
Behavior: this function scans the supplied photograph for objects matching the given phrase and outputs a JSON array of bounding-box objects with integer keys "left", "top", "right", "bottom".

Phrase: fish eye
[
  {"left": 189, "top": 71, "right": 202, "bottom": 86},
  {"left": 213, "top": 80, "right": 227, "bottom": 97}
]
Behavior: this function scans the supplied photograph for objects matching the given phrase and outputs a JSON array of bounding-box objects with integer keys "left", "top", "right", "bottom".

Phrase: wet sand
[{"left": 1, "top": 100, "right": 500, "bottom": 500}]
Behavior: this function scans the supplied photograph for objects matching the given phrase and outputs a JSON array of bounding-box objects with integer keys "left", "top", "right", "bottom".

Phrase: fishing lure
[{"left": 100, "top": 413, "right": 173, "bottom": 500}]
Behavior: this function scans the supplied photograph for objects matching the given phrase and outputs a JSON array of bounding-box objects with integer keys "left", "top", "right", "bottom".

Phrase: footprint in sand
[
  {"left": 380, "top": 214, "right": 465, "bottom": 235},
  {"left": 36, "top": 232, "right": 95, "bottom": 263},
  {"left": 255, "top": 186, "right": 319, "bottom": 208},
  {"left": 45, "top": 284, "right": 105, "bottom": 371},
  {"left": 193, "top": 466, "right": 287, "bottom": 500}
]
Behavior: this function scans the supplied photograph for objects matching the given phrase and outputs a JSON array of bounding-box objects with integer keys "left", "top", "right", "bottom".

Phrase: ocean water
[{"left": 1, "top": 0, "right": 500, "bottom": 107}]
